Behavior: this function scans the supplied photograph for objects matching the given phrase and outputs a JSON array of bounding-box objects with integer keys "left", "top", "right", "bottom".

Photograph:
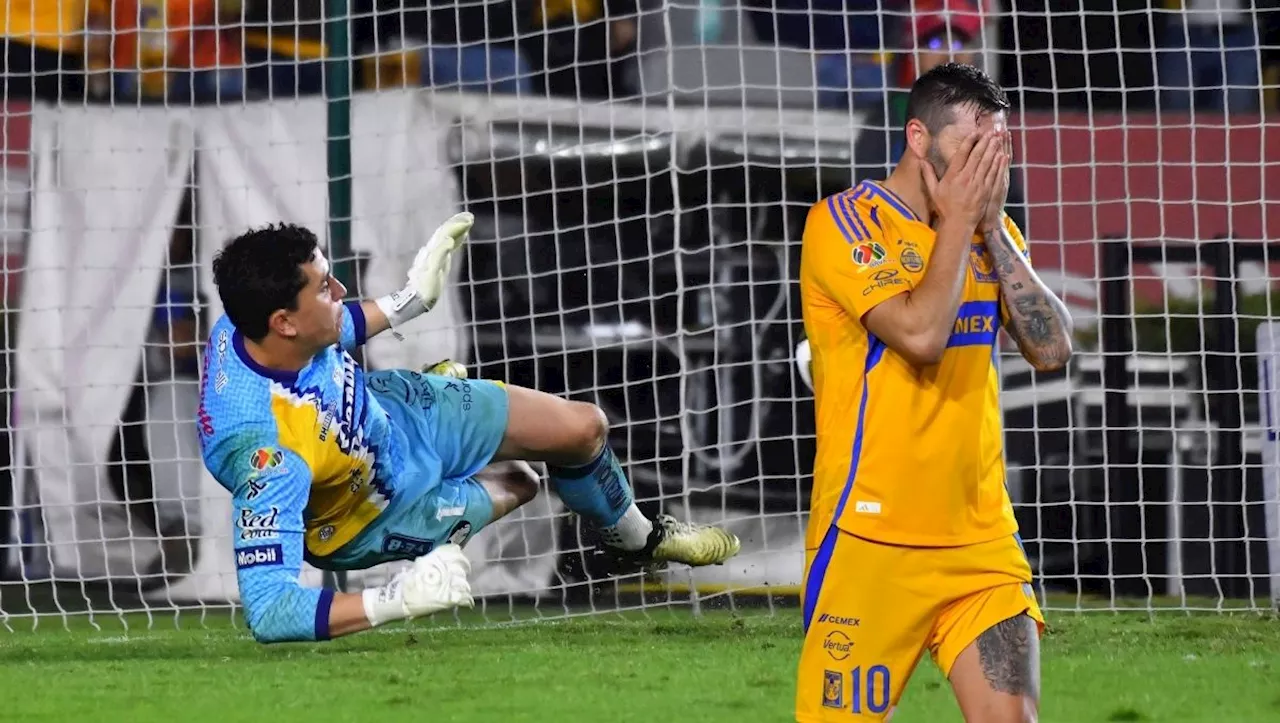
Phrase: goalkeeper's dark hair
[
  {"left": 905, "top": 63, "right": 1010, "bottom": 135},
  {"left": 212, "top": 223, "right": 319, "bottom": 341}
]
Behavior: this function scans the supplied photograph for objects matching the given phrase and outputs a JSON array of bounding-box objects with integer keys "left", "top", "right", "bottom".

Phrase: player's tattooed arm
[
  {"left": 984, "top": 225, "right": 1074, "bottom": 372},
  {"left": 975, "top": 614, "right": 1041, "bottom": 699}
]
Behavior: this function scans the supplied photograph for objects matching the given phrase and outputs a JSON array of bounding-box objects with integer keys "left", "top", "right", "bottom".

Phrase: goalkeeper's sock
[{"left": 548, "top": 446, "right": 653, "bottom": 551}]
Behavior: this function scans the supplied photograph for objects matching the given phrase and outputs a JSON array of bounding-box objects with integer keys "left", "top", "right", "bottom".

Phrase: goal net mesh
[{"left": 0, "top": 0, "right": 1277, "bottom": 629}]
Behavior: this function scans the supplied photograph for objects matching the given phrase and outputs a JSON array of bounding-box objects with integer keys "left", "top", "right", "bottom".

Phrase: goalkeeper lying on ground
[{"left": 198, "top": 215, "right": 740, "bottom": 643}]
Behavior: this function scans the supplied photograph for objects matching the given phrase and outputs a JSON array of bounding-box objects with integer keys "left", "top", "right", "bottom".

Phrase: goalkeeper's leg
[
  {"left": 422, "top": 360, "right": 541, "bottom": 520},
  {"left": 424, "top": 360, "right": 739, "bottom": 568},
  {"left": 500, "top": 384, "right": 739, "bottom": 568}
]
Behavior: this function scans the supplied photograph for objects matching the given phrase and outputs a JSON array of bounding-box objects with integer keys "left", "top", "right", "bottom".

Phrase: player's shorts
[
  {"left": 313, "top": 370, "right": 509, "bottom": 570},
  {"left": 795, "top": 528, "right": 1045, "bottom": 722}
]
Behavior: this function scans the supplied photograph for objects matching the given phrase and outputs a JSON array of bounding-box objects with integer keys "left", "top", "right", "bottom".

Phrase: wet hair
[{"left": 905, "top": 62, "right": 1010, "bottom": 134}]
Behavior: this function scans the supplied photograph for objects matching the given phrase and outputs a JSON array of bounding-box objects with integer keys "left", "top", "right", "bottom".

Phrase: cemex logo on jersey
[
  {"left": 818, "top": 614, "right": 861, "bottom": 627},
  {"left": 238, "top": 506, "right": 281, "bottom": 540},
  {"left": 949, "top": 301, "right": 1000, "bottom": 348},
  {"left": 236, "top": 544, "right": 283, "bottom": 569}
]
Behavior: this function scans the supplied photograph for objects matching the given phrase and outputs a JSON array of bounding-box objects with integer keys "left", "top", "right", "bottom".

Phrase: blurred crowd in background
[{"left": 1, "top": 0, "right": 1276, "bottom": 113}]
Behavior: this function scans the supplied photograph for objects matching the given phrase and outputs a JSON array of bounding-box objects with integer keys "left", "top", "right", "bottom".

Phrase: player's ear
[
  {"left": 268, "top": 309, "right": 297, "bottom": 339},
  {"left": 904, "top": 118, "right": 931, "bottom": 162}
]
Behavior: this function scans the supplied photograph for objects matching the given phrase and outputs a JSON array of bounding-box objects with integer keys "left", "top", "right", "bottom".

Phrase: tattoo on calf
[{"left": 975, "top": 615, "right": 1039, "bottom": 697}]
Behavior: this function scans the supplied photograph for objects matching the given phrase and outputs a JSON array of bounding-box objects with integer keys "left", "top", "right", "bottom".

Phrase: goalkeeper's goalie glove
[
  {"left": 361, "top": 543, "right": 474, "bottom": 627},
  {"left": 374, "top": 212, "right": 475, "bottom": 334}
]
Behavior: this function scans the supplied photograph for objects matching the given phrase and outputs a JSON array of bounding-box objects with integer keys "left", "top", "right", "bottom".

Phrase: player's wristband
[
  {"left": 362, "top": 582, "right": 409, "bottom": 628},
  {"left": 374, "top": 286, "right": 427, "bottom": 331}
]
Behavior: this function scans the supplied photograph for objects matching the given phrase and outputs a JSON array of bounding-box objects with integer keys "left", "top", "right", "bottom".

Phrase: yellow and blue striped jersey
[{"left": 800, "top": 179, "right": 1029, "bottom": 549}]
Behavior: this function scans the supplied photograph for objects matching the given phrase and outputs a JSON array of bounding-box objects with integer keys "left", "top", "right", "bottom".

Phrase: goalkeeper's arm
[
  {"left": 359, "top": 212, "right": 474, "bottom": 340},
  {"left": 241, "top": 543, "right": 474, "bottom": 644},
  {"left": 223, "top": 442, "right": 473, "bottom": 644}
]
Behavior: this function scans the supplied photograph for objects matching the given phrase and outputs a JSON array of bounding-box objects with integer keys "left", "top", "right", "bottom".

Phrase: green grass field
[{"left": 0, "top": 605, "right": 1277, "bottom": 723}]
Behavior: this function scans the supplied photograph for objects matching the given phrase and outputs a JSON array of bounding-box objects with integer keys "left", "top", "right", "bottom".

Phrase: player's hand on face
[
  {"left": 980, "top": 130, "right": 1013, "bottom": 232},
  {"left": 920, "top": 129, "right": 1004, "bottom": 233}
]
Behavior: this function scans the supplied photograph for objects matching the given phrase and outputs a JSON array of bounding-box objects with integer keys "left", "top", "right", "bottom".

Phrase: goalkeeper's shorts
[
  {"left": 310, "top": 370, "right": 509, "bottom": 570},
  {"left": 795, "top": 530, "right": 1045, "bottom": 722}
]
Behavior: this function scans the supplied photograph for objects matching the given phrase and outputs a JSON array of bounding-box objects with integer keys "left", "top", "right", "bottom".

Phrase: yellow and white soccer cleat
[
  {"left": 648, "top": 514, "right": 742, "bottom": 567},
  {"left": 606, "top": 513, "right": 740, "bottom": 569}
]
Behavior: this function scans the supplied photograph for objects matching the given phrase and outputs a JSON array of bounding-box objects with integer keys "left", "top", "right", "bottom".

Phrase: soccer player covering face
[
  {"left": 199, "top": 214, "right": 740, "bottom": 643},
  {"left": 796, "top": 64, "right": 1073, "bottom": 722}
]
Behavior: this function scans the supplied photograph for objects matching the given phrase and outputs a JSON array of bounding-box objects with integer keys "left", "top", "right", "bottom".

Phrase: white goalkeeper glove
[
  {"left": 374, "top": 212, "right": 475, "bottom": 333},
  {"left": 361, "top": 543, "right": 474, "bottom": 627}
]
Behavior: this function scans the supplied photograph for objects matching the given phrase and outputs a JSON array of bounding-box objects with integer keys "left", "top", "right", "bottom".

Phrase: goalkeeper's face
[{"left": 285, "top": 250, "right": 347, "bottom": 350}]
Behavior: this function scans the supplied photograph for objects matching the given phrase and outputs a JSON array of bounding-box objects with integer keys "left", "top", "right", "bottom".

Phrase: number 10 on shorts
[{"left": 824, "top": 665, "right": 891, "bottom": 714}]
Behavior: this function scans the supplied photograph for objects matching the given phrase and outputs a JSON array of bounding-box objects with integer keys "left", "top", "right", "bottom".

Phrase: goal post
[
  {"left": 1259, "top": 322, "right": 1280, "bottom": 612},
  {"left": 0, "top": 0, "right": 1278, "bottom": 628},
  {"left": 321, "top": 0, "right": 355, "bottom": 596}
]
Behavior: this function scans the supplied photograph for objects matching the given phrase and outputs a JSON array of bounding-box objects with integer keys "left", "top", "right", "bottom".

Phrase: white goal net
[{"left": 0, "top": 0, "right": 1277, "bottom": 628}]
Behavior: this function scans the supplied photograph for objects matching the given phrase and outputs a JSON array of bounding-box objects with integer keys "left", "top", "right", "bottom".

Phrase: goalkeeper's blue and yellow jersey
[
  {"left": 799, "top": 180, "right": 1030, "bottom": 550},
  {"left": 197, "top": 302, "right": 402, "bottom": 642}
]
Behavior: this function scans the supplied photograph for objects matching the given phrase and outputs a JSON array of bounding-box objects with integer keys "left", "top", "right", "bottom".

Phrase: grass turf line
[{"left": 0, "top": 610, "right": 1276, "bottom": 722}]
